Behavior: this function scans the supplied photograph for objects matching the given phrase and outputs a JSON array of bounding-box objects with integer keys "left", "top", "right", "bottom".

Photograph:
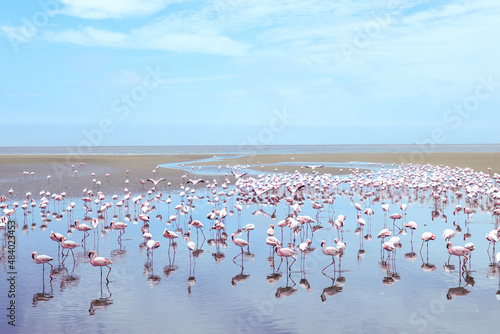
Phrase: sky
[{"left": 1, "top": 0, "right": 500, "bottom": 146}]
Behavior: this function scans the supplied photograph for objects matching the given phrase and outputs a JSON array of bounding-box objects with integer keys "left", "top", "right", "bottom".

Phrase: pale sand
[
  {"left": 192, "top": 152, "right": 500, "bottom": 174},
  {"left": 1, "top": 152, "right": 499, "bottom": 199}
]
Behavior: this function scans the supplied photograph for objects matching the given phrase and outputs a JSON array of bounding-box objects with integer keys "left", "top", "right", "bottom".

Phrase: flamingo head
[
  {"left": 446, "top": 242, "right": 452, "bottom": 249},
  {"left": 320, "top": 240, "right": 326, "bottom": 247},
  {"left": 32, "top": 252, "right": 36, "bottom": 260},
  {"left": 88, "top": 251, "right": 95, "bottom": 258}
]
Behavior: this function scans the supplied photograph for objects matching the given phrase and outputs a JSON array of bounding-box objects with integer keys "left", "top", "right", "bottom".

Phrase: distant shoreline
[{"left": 1, "top": 143, "right": 500, "bottom": 156}]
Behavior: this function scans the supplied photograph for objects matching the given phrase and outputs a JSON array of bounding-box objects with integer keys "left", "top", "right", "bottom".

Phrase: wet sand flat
[
  {"left": 1, "top": 151, "right": 499, "bottom": 198},
  {"left": 189, "top": 151, "right": 500, "bottom": 174}
]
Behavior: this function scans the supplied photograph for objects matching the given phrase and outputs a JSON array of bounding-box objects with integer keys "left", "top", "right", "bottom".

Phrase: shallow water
[{"left": 1, "top": 160, "right": 500, "bottom": 334}]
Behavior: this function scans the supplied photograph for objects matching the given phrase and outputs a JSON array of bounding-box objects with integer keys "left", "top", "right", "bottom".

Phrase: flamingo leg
[
  {"left": 106, "top": 265, "right": 112, "bottom": 281},
  {"left": 233, "top": 247, "right": 244, "bottom": 261},
  {"left": 322, "top": 258, "right": 335, "bottom": 272},
  {"left": 277, "top": 257, "right": 284, "bottom": 271}
]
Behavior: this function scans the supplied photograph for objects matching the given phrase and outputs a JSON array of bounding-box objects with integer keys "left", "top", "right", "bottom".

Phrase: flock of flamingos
[{"left": 2, "top": 159, "right": 500, "bottom": 301}]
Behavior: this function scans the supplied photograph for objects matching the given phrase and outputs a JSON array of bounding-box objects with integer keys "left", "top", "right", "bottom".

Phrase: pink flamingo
[
  {"left": 50, "top": 231, "right": 65, "bottom": 256},
  {"left": 382, "top": 241, "right": 396, "bottom": 261},
  {"left": 266, "top": 224, "right": 275, "bottom": 237},
  {"left": 88, "top": 251, "right": 113, "bottom": 282},
  {"left": 59, "top": 236, "right": 80, "bottom": 263},
  {"left": 275, "top": 244, "right": 297, "bottom": 271},
  {"left": 163, "top": 228, "right": 180, "bottom": 241},
  {"left": 486, "top": 230, "right": 499, "bottom": 253},
  {"left": 404, "top": 221, "right": 417, "bottom": 241},
  {"left": 242, "top": 223, "right": 255, "bottom": 243},
  {"left": 446, "top": 242, "right": 470, "bottom": 270},
  {"left": 75, "top": 220, "right": 92, "bottom": 242},
  {"left": 110, "top": 221, "right": 128, "bottom": 239},
  {"left": 32, "top": 252, "right": 54, "bottom": 280},
  {"left": 320, "top": 240, "right": 340, "bottom": 272},
  {"left": 442, "top": 228, "right": 455, "bottom": 241},
  {"left": 146, "top": 240, "right": 161, "bottom": 261},
  {"left": 232, "top": 233, "right": 250, "bottom": 260},
  {"left": 420, "top": 232, "right": 436, "bottom": 252}
]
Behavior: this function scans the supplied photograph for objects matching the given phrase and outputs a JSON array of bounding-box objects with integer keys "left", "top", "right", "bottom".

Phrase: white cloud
[
  {"left": 45, "top": 26, "right": 127, "bottom": 47},
  {"left": 54, "top": 0, "right": 183, "bottom": 19}
]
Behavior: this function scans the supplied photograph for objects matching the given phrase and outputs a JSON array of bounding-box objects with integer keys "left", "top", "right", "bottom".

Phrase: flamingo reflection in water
[
  {"left": 275, "top": 273, "right": 297, "bottom": 299},
  {"left": 89, "top": 284, "right": 113, "bottom": 315},
  {"left": 232, "top": 255, "right": 250, "bottom": 287},
  {"left": 164, "top": 243, "right": 179, "bottom": 280},
  {"left": 320, "top": 271, "right": 343, "bottom": 302},
  {"left": 32, "top": 279, "right": 54, "bottom": 307},
  {"left": 446, "top": 263, "right": 472, "bottom": 300},
  {"left": 298, "top": 239, "right": 313, "bottom": 292}
]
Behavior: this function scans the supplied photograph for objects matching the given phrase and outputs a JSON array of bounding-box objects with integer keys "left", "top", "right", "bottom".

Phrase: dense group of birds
[{"left": 2, "top": 160, "right": 500, "bottom": 301}]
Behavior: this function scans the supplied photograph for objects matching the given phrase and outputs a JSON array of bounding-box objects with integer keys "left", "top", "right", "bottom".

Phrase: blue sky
[{"left": 1, "top": 0, "right": 499, "bottom": 146}]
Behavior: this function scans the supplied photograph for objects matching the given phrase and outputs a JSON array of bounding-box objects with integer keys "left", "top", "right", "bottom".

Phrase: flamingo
[
  {"left": 163, "top": 228, "right": 180, "bottom": 241},
  {"left": 442, "top": 229, "right": 456, "bottom": 241},
  {"left": 382, "top": 241, "right": 396, "bottom": 261},
  {"left": 275, "top": 244, "right": 297, "bottom": 271},
  {"left": 266, "top": 236, "right": 281, "bottom": 257},
  {"left": 232, "top": 233, "right": 250, "bottom": 260},
  {"left": 75, "top": 220, "right": 92, "bottom": 242},
  {"left": 242, "top": 223, "right": 255, "bottom": 243},
  {"left": 50, "top": 231, "right": 65, "bottom": 256},
  {"left": 147, "top": 178, "right": 167, "bottom": 187},
  {"left": 446, "top": 242, "right": 470, "bottom": 269},
  {"left": 389, "top": 213, "right": 403, "bottom": 232},
  {"left": 486, "top": 230, "right": 499, "bottom": 252},
  {"left": 189, "top": 219, "right": 205, "bottom": 238},
  {"left": 187, "top": 178, "right": 205, "bottom": 189},
  {"left": 298, "top": 239, "right": 312, "bottom": 263},
  {"left": 320, "top": 240, "right": 340, "bottom": 272},
  {"left": 186, "top": 230, "right": 196, "bottom": 267},
  {"left": 420, "top": 232, "right": 436, "bottom": 252},
  {"left": 404, "top": 221, "right": 417, "bottom": 241},
  {"left": 110, "top": 221, "right": 127, "bottom": 239},
  {"left": 231, "top": 171, "right": 248, "bottom": 179},
  {"left": 59, "top": 236, "right": 80, "bottom": 263},
  {"left": 334, "top": 238, "right": 346, "bottom": 252},
  {"left": 88, "top": 251, "right": 113, "bottom": 282},
  {"left": 146, "top": 240, "right": 161, "bottom": 260},
  {"left": 32, "top": 252, "right": 54, "bottom": 279}
]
